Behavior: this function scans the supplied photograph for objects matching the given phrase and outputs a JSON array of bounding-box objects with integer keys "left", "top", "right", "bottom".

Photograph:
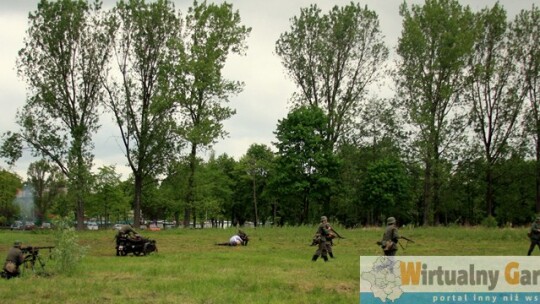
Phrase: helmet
[
  {"left": 387, "top": 217, "right": 396, "bottom": 225},
  {"left": 320, "top": 216, "right": 328, "bottom": 222},
  {"left": 13, "top": 241, "right": 22, "bottom": 247}
]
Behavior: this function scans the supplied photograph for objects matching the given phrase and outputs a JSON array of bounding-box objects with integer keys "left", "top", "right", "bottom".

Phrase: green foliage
[
  {"left": 481, "top": 215, "right": 498, "bottom": 228},
  {"left": 362, "top": 159, "right": 412, "bottom": 223},
  {"left": 273, "top": 106, "right": 340, "bottom": 224},
  {"left": 276, "top": 2, "right": 389, "bottom": 148},
  {"left": 16, "top": 0, "right": 111, "bottom": 229},
  {"left": 0, "top": 170, "right": 22, "bottom": 223},
  {"left": 396, "top": 0, "right": 476, "bottom": 225},
  {"left": 50, "top": 217, "right": 87, "bottom": 275}
]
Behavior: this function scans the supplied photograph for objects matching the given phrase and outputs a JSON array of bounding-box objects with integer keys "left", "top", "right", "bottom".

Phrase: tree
[
  {"left": 0, "top": 170, "right": 22, "bottom": 225},
  {"left": 275, "top": 3, "right": 388, "bottom": 149},
  {"left": 510, "top": 5, "right": 540, "bottom": 213},
  {"left": 238, "top": 144, "right": 274, "bottom": 227},
  {"left": 167, "top": 0, "right": 251, "bottom": 227},
  {"left": 273, "top": 106, "right": 339, "bottom": 224},
  {"left": 362, "top": 159, "right": 412, "bottom": 224},
  {"left": 86, "top": 165, "right": 129, "bottom": 225},
  {"left": 12, "top": 0, "right": 111, "bottom": 230},
  {"left": 466, "top": 3, "right": 523, "bottom": 217},
  {"left": 396, "top": 0, "right": 476, "bottom": 225},
  {"left": 27, "top": 160, "right": 66, "bottom": 225},
  {"left": 104, "top": 0, "right": 182, "bottom": 227}
]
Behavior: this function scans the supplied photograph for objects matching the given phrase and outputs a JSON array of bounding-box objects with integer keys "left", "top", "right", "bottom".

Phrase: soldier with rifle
[
  {"left": 527, "top": 216, "right": 540, "bottom": 256},
  {"left": 323, "top": 217, "right": 345, "bottom": 259},
  {"left": 376, "top": 217, "right": 415, "bottom": 256},
  {"left": 2, "top": 241, "right": 24, "bottom": 279},
  {"left": 312, "top": 216, "right": 332, "bottom": 262},
  {"left": 380, "top": 217, "right": 400, "bottom": 256}
]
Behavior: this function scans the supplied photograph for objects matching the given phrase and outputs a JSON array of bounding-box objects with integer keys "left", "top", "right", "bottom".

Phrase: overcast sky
[{"left": 0, "top": 0, "right": 537, "bottom": 180}]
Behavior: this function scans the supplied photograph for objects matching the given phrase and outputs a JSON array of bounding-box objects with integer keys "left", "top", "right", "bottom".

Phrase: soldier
[
  {"left": 115, "top": 224, "right": 139, "bottom": 256},
  {"left": 116, "top": 224, "right": 139, "bottom": 239},
  {"left": 324, "top": 217, "right": 336, "bottom": 258},
  {"left": 2, "top": 241, "right": 24, "bottom": 279},
  {"left": 381, "top": 217, "right": 400, "bottom": 256},
  {"left": 312, "top": 216, "right": 331, "bottom": 262},
  {"left": 216, "top": 230, "right": 249, "bottom": 246},
  {"left": 527, "top": 216, "right": 540, "bottom": 256}
]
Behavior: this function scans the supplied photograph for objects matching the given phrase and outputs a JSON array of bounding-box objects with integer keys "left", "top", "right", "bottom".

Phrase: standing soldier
[
  {"left": 312, "top": 216, "right": 330, "bottom": 262},
  {"left": 381, "top": 217, "right": 400, "bottom": 256},
  {"left": 527, "top": 216, "right": 540, "bottom": 256},
  {"left": 324, "top": 218, "right": 336, "bottom": 258},
  {"left": 2, "top": 241, "right": 24, "bottom": 279}
]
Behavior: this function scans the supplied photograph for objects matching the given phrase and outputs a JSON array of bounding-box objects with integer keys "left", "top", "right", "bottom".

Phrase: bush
[
  {"left": 50, "top": 217, "right": 87, "bottom": 275},
  {"left": 481, "top": 216, "right": 498, "bottom": 228}
]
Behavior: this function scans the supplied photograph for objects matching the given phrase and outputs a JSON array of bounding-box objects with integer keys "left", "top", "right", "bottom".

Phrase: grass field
[{"left": 0, "top": 226, "right": 534, "bottom": 303}]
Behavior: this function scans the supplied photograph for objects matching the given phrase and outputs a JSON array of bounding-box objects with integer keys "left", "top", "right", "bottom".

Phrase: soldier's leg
[
  {"left": 320, "top": 240, "right": 328, "bottom": 261},
  {"left": 527, "top": 241, "right": 536, "bottom": 256},
  {"left": 327, "top": 240, "right": 334, "bottom": 258}
]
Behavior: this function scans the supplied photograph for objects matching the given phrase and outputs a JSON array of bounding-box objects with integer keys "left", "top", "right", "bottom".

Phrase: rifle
[
  {"left": 330, "top": 228, "right": 345, "bottom": 239},
  {"left": 20, "top": 246, "right": 55, "bottom": 273},
  {"left": 22, "top": 246, "right": 55, "bottom": 255}
]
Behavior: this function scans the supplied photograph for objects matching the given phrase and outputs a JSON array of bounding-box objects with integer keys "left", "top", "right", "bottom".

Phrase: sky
[{"left": 0, "top": 0, "right": 537, "bottom": 180}]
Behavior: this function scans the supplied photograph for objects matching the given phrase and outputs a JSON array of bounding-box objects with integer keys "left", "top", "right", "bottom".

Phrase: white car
[{"left": 87, "top": 222, "right": 99, "bottom": 230}]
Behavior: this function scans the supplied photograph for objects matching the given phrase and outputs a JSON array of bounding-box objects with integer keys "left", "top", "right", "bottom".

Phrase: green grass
[{"left": 0, "top": 226, "right": 534, "bottom": 303}]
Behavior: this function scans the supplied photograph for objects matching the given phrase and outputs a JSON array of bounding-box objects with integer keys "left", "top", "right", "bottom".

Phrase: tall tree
[
  {"left": 104, "top": 0, "right": 182, "bottom": 227},
  {"left": 238, "top": 144, "right": 274, "bottom": 227},
  {"left": 27, "top": 160, "right": 65, "bottom": 225},
  {"left": 466, "top": 3, "right": 523, "bottom": 217},
  {"left": 273, "top": 106, "right": 339, "bottom": 224},
  {"left": 167, "top": 1, "right": 250, "bottom": 227},
  {"left": 13, "top": 0, "right": 111, "bottom": 230},
  {"left": 396, "top": 0, "right": 476, "bottom": 225},
  {"left": 275, "top": 3, "right": 388, "bottom": 149},
  {"left": 510, "top": 5, "right": 540, "bottom": 213}
]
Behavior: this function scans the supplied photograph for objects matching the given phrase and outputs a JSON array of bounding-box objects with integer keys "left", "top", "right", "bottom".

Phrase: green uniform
[
  {"left": 3, "top": 246, "right": 24, "bottom": 279},
  {"left": 382, "top": 224, "right": 399, "bottom": 256},
  {"left": 312, "top": 223, "right": 330, "bottom": 261},
  {"left": 527, "top": 221, "right": 540, "bottom": 256},
  {"left": 324, "top": 223, "right": 334, "bottom": 258}
]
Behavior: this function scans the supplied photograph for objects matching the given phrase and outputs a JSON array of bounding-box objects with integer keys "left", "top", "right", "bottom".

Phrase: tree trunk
[
  {"left": 536, "top": 121, "right": 540, "bottom": 213},
  {"left": 133, "top": 173, "right": 143, "bottom": 228},
  {"left": 184, "top": 143, "right": 197, "bottom": 228},
  {"left": 485, "top": 164, "right": 494, "bottom": 217},
  {"left": 422, "top": 159, "right": 432, "bottom": 226},
  {"left": 252, "top": 178, "right": 259, "bottom": 227}
]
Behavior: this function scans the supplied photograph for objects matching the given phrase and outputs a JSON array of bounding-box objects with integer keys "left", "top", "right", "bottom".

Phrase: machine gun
[{"left": 21, "top": 246, "right": 55, "bottom": 273}]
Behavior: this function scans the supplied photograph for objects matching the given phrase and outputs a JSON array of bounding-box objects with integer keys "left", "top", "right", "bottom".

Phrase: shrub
[
  {"left": 50, "top": 217, "right": 87, "bottom": 275},
  {"left": 481, "top": 216, "right": 498, "bottom": 228}
]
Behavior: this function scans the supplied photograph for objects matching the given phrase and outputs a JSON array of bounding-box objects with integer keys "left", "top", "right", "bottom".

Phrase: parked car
[
  {"left": 87, "top": 222, "right": 99, "bottom": 230},
  {"left": 10, "top": 221, "right": 23, "bottom": 230}
]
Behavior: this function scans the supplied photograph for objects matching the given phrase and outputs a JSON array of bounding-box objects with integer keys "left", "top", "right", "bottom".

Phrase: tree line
[{"left": 1, "top": 0, "right": 539, "bottom": 229}]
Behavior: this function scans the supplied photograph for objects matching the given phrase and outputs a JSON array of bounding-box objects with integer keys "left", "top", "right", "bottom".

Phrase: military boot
[
  {"left": 329, "top": 252, "right": 334, "bottom": 258},
  {"left": 312, "top": 255, "right": 319, "bottom": 261},
  {"left": 322, "top": 255, "right": 328, "bottom": 262}
]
